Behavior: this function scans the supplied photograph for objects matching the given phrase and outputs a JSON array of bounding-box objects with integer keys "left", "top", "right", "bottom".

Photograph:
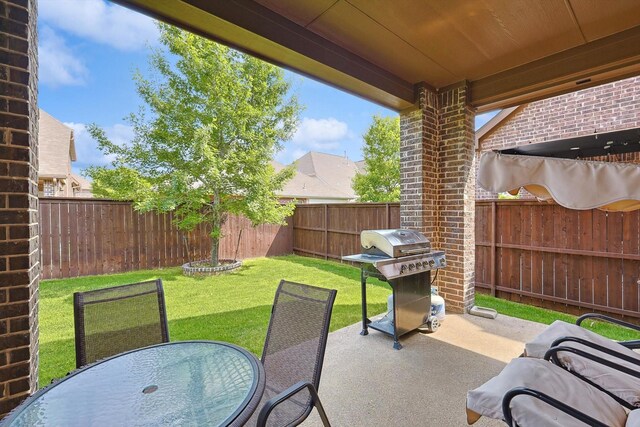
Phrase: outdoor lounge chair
[
  {"left": 73, "top": 279, "right": 170, "bottom": 368},
  {"left": 525, "top": 313, "right": 640, "bottom": 358},
  {"left": 523, "top": 313, "right": 640, "bottom": 407},
  {"left": 251, "top": 280, "right": 337, "bottom": 427},
  {"left": 466, "top": 357, "right": 638, "bottom": 427}
]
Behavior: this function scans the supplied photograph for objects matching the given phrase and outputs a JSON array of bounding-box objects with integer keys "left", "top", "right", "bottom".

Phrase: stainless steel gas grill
[{"left": 342, "top": 229, "right": 446, "bottom": 350}]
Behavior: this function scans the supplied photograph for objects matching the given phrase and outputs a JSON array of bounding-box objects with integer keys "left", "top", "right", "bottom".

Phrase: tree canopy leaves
[
  {"left": 86, "top": 23, "right": 301, "bottom": 265},
  {"left": 352, "top": 115, "right": 400, "bottom": 202}
]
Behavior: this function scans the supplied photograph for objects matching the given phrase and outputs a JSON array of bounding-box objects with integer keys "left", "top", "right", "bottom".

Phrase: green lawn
[
  {"left": 476, "top": 293, "right": 640, "bottom": 341},
  {"left": 39, "top": 255, "right": 639, "bottom": 386},
  {"left": 39, "top": 255, "right": 391, "bottom": 385}
]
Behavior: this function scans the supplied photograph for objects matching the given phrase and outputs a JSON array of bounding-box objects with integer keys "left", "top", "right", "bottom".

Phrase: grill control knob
[
  {"left": 400, "top": 265, "right": 407, "bottom": 274},
  {"left": 429, "top": 260, "right": 435, "bottom": 267},
  {"left": 408, "top": 264, "right": 415, "bottom": 271},
  {"left": 422, "top": 261, "right": 429, "bottom": 269},
  {"left": 415, "top": 262, "right": 421, "bottom": 269}
]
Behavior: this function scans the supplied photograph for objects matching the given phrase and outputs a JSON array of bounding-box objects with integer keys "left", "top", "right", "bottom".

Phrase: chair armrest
[
  {"left": 577, "top": 313, "right": 640, "bottom": 332},
  {"left": 545, "top": 343, "right": 640, "bottom": 409},
  {"left": 549, "top": 336, "right": 640, "bottom": 367},
  {"left": 545, "top": 344, "right": 640, "bottom": 379},
  {"left": 576, "top": 314, "right": 640, "bottom": 349},
  {"left": 502, "top": 387, "right": 609, "bottom": 427},
  {"left": 257, "top": 381, "right": 329, "bottom": 427}
]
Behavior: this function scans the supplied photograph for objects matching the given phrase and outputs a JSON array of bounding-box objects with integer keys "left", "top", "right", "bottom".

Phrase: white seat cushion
[
  {"left": 467, "top": 358, "right": 628, "bottom": 427},
  {"left": 627, "top": 410, "right": 640, "bottom": 427},
  {"left": 525, "top": 320, "right": 640, "bottom": 407},
  {"left": 525, "top": 320, "right": 628, "bottom": 358}
]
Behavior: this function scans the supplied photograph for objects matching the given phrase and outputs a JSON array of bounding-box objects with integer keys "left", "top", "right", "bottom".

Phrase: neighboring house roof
[
  {"left": 38, "top": 109, "right": 76, "bottom": 179},
  {"left": 293, "top": 152, "right": 363, "bottom": 199},
  {"left": 354, "top": 159, "right": 366, "bottom": 173},
  {"left": 272, "top": 161, "right": 349, "bottom": 200}
]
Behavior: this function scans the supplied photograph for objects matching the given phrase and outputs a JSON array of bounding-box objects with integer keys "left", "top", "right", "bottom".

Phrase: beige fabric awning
[{"left": 477, "top": 151, "right": 640, "bottom": 212}]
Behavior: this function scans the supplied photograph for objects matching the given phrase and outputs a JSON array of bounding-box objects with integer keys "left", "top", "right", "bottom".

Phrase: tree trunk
[
  {"left": 210, "top": 194, "right": 222, "bottom": 267},
  {"left": 210, "top": 237, "right": 220, "bottom": 267}
]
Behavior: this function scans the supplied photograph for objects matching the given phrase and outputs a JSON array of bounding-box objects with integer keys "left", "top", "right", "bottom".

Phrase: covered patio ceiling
[{"left": 114, "top": 0, "right": 640, "bottom": 112}]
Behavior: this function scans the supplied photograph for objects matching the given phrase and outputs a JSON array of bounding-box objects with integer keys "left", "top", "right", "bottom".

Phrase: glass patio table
[{"left": 1, "top": 341, "right": 265, "bottom": 427}]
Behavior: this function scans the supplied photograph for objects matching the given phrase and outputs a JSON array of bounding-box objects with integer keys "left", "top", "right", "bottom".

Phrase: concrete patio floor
[{"left": 304, "top": 313, "right": 547, "bottom": 426}]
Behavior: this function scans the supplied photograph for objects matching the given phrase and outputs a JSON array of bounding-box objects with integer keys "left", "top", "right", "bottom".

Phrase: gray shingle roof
[{"left": 293, "top": 152, "right": 364, "bottom": 199}]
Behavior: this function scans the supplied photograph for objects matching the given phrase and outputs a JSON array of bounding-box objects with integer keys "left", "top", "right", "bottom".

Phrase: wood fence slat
[
  {"left": 76, "top": 202, "right": 87, "bottom": 277},
  {"left": 579, "top": 210, "right": 594, "bottom": 305},
  {"left": 566, "top": 210, "right": 580, "bottom": 303},
  {"left": 608, "top": 212, "right": 624, "bottom": 309},
  {"left": 68, "top": 201, "right": 79, "bottom": 278},
  {"left": 40, "top": 201, "right": 52, "bottom": 279},
  {"left": 541, "top": 205, "right": 555, "bottom": 299},
  {"left": 552, "top": 205, "right": 567, "bottom": 301},
  {"left": 50, "top": 202, "right": 61, "bottom": 279},
  {"left": 521, "top": 204, "right": 532, "bottom": 294},
  {"left": 622, "top": 211, "right": 639, "bottom": 313},
  {"left": 530, "top": 203, "right": 543, "bottom": 297},
  {"left": 592, "top": 210, "right": 608, "bottom": 308}
]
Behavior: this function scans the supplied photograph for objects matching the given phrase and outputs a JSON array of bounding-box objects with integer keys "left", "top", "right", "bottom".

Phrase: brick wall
[
  {"left": 400, "top": 85, "right": 439, "bottom": 246},
  {"left": 477, "top": 75, "right": 640, "bottom": 199},
  {"left": 0, "top": 0, "right": 39, "bottom": 417},
  {"left": 400, "top": 83, "right": 475, "bottom": 313}
]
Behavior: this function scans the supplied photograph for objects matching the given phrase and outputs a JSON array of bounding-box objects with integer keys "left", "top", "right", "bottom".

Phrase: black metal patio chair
[
  {"left": 252, "top": 280, "right": 337, "bottom": 427},
  {"left": 73, "top": 279, "right": 170, "bottom": 368}
]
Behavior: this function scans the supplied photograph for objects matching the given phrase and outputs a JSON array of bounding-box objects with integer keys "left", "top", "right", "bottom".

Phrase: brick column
[
  {"left": 400, "top": 83, "right": 475, "bottom": 313},
  {"left": 0, "top": 0, "right": 39, "bottom": 417},
  {"left": 400, "top": 85, "right": 439, "bottom": 244}
]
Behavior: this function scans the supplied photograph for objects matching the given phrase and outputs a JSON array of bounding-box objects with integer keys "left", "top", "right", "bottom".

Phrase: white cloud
[
  {"left": 291, "top": 117, "right": 349, "bottom": 151},
  {"left": 39, "top": 0, "right": 158, "bottom": 51},
  {"left": 66, "top": 122, "right": 134, "bottom": 173},
  {"left": 39, "top": 26, "right": 88, "bottom": 87}
]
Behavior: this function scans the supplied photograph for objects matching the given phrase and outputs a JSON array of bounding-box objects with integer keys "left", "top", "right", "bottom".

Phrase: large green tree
[
  {"left": 87, "top": 24, "right": 300, "bottom": 266},
  {"left": 352, "top": 115, "right": 400, "bottom": 202}
]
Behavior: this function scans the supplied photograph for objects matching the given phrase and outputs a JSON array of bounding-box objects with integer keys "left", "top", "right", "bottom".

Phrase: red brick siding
[
  {"left": 0, "top": 0, "right": 39, "bottom": 417},
  {"left": 477, "top": 75, "right": 640, "bottom": 199}
]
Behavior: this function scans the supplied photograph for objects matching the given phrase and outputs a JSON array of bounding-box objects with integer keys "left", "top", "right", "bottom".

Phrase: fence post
[
  {"left": 490, "top": 201, "right": 497, "bottom": 297},
  {"left": 324, "top": 204, "right": 329, "bottom": 260},
  {"left": 385, "top": 203, "right": 390, "bottom": 229}
]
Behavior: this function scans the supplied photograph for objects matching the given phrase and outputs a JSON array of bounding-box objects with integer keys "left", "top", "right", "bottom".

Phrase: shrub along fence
[{"left": 39, "top": 198, "right": 292, "bottom": 279}]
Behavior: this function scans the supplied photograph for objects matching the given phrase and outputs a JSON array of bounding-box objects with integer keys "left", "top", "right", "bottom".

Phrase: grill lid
[{"left": 361, "top": 229, "right": 431, "bottom": 258}]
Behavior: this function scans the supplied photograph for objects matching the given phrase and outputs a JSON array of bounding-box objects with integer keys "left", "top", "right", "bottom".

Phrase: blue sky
[{"left": 38, "top": 0, "right": 497, "bottom": 175}]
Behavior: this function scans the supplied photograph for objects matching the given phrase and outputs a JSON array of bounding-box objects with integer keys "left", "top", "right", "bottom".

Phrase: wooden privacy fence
[
  {"left": 292, "top": 203, "right": 400, "bottom": 260},
  {"left": 39, "top": 198, "right": 292, "bottom": 280},
  {"left": 476, "top": 200, "right": 640, "bottom": 319},
  {"left": 292, "top": 201, "right": 640, "bottom": 319}
]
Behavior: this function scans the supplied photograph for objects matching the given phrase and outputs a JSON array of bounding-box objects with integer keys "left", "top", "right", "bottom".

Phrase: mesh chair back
[
  {"left": 74, "top": 279, "right": 169, "bottom": 368},
  {"left": 259, "top": 280, "right": 337, "bottom": 426}
]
